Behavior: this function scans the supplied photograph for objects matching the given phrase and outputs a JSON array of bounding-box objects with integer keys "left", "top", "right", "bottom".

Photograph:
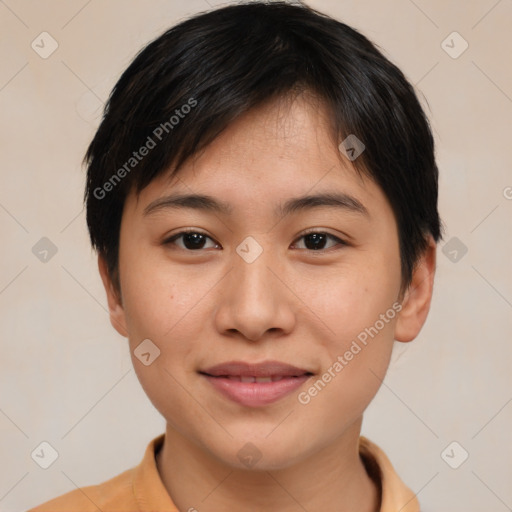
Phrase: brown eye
[
  {"left": 164, "top": 231, "right": 219, "bottom": 251},
  {"left": 293, "top": 231, "right": 347, "bottom": 251}
]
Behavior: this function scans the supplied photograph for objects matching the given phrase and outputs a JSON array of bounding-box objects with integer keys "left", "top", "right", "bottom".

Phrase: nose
[{"left": 214, "top": 242, "right": 296, "bottom": 342}]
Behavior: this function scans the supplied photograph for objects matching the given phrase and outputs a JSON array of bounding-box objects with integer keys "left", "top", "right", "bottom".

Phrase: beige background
[{"left": 1, "top": 0, "right": 511, "bottom": 511}]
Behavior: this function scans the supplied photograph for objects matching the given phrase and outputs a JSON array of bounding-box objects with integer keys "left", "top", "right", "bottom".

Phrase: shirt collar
[{"left": 359, "top": 436, "right": 420, "bottom": 512}]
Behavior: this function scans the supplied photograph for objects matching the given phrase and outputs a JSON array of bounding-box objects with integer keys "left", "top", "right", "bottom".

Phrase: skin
[{"left": 99, "top": 92, "right": 436, "bottom": 512}]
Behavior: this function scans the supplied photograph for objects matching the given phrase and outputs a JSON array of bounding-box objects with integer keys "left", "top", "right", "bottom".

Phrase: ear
[
  {"left": 394, "top": 236, "right": 437, "bottom": 343},
  {"left": 98, "top": 254, "right": 128, "bottom": 338}
]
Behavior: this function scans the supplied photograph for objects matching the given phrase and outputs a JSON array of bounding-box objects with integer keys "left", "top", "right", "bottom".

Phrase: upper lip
[{"left": 200, "top": 360, "right": 313, "bottom": 378}]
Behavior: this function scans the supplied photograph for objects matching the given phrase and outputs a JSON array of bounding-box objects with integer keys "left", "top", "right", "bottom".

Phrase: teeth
[
  {"left": 255, "top": 376, "right": 272, "bottom": 383},
  {"left": 224, "top": 375, "right": 289, "bottom": 383}
]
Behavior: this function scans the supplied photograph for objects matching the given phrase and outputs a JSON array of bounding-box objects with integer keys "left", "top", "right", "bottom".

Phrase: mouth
[
  {"left": 199, "top": 360, "right": 314, "bottom": 407},
  {"left": 200, "top": 360, "right": 313, "bottom": 378},
  {"left": 202, "top": 375, "right": 307, "bottom": 383}
]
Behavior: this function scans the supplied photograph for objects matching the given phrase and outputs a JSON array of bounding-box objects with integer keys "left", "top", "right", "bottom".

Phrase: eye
[
  {"left": 292, "top": 230, "right": 347, "bottom": 251},
  {"left": 163, "top": 229, "right": 347, "bottom": 252},
  {"left": 163, "top": 230, "right": 219, "bottom": 251}
]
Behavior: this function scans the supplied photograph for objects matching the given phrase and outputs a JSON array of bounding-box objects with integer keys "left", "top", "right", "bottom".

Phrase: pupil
[
  {"left": 184, "top": 233, "right": 205, "bottom": 249},
  {"left": 305, "top": 233, "right": 326, "bottom": 250}
]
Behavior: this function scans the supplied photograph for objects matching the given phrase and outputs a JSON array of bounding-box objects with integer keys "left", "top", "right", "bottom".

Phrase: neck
[{"left": 155, "top": 419, "right": 380, "bottom": 512}]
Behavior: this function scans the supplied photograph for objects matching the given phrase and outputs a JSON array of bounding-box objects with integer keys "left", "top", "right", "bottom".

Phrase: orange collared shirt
[{"left": 27, "top": 434, "right": 420, "bottom": 512}]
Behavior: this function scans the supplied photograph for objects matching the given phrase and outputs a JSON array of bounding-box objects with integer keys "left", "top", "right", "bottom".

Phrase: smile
[{"left": 199, "top": 360, "right": 314, "bottom": 407}]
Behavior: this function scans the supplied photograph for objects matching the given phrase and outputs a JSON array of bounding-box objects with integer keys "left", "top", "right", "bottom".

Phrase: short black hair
[{"left": 84, "top": 0, "right": 443, "bottom": 299}]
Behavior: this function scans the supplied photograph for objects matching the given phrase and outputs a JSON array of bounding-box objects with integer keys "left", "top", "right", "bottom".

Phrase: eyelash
[{"left": 163, "top": 228, "right": 348, "bottom": 253}]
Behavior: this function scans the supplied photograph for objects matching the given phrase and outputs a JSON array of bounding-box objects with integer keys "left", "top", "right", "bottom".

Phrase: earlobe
[
  {"left": 98, "top": 254, "right": 128, "bottom": 338},
  {"left": 394, "top": 237, "right": 437, "bottom": 343}
]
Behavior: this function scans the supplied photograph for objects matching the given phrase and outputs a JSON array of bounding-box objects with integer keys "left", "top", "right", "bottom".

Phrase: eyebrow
[{"left": 143, "top": 191, "right": 369, "bottom": 218}]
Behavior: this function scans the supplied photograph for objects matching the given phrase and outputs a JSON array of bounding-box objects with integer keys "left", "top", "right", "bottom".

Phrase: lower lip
[{"left": 202, "top": 374, "right": 312, "bottom": 407}]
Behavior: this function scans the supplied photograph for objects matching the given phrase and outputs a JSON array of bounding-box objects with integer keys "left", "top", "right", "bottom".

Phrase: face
[{"left": 100, "top": 93, "right": 435, "bottom": 470}]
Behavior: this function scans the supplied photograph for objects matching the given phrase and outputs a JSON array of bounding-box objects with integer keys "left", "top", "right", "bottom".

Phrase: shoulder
[{"left": 26, "top": 467, "right": 136, "bottom": 512}]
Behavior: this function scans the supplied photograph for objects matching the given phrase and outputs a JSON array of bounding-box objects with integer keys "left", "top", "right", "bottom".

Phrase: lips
[
  {"left": 199, "top": 360, "right": 314, "bottom": 407},
  {"left": 200, "top": 360, "right": 313, "bottom": 378}
]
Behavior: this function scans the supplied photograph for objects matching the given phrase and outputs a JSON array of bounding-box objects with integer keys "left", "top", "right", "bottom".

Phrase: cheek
[
  {"left": 295, "top": 284, "right": 398, "bottom": 437},
  {"left": 301, "top": 258, "right": 400, "bottom": 350},
  {"left": 119, "top": 247, "right": 205, "bottom": 340},
  {"left": 120, "top": 255, "right": 206, "bottom": 423},
  {"left": 294, "top": 253, "right": 400, "bottom": 406}
]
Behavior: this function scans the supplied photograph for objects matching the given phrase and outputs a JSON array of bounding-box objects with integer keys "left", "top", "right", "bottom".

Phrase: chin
[
  {"left": 214, "top": 434, "right": 307, "bottom": 472},
  {"left": 227, "top": 450, "right": 304, "bottom": 472}
]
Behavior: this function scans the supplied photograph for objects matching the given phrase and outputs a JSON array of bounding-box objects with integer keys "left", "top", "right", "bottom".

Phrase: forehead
[{"left": 127, "top": 94, "right": 386, "bottom": 220}]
